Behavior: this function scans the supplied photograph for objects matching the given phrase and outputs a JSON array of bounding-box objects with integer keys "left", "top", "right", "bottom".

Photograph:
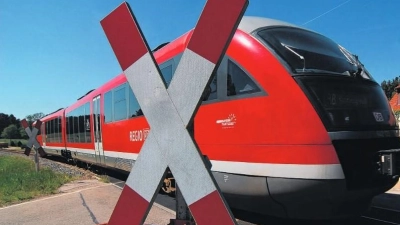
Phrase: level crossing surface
[{"left": 0, "top": 177, "right": 398, "bottom": 225}]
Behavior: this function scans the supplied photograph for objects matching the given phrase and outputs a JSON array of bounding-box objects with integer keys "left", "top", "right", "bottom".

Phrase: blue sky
[{"left": 1, "top": 0, "right": 399, "bottom": 119}]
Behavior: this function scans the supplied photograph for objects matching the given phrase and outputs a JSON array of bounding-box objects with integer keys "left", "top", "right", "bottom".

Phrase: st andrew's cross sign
[
  {"left": 21, "top": 119, "right": 46, "bottom": 157},
  {"left": 101, "top": 0, "right": 248, "bottom": 224}
]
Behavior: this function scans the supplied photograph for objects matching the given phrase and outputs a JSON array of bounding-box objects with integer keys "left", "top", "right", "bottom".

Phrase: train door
[{"left": 93, "top": 95, "right": 105, "bottom": 164}]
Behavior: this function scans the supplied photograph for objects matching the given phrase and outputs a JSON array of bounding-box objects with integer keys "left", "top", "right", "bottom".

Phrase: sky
[{"left": 1, "top": 0, "right": 400, "bottom": 120}]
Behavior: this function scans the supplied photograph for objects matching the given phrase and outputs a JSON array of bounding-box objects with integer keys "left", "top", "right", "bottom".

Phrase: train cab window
[
  {"left": 257, "top": 27, "right": 363, "bottom": 76},
  {"left": 114, "top": 84, "right": 128, "bottom": 121},
  {"left": 227, "top": 60, "right": 260, "bottom": 96},
  {"left": 104, "top": 91, "right": 113, "bottom": 123},
  {"left": 128, "top": 85, "right": 143, "bottom": 117}
]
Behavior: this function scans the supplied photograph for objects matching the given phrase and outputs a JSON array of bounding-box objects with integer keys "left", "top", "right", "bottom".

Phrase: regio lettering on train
[{"left": 129, "top": 129, "right": 150, "bottom": 142}]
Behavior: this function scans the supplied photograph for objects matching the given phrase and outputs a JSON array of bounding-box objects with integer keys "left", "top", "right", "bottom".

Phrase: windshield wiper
[
  {"left": 338, "top": 45, "right": 371, "bottom": 79},
  {"left": 295, "top": 68, "right": 342, "bottom": 74},
  {"left": 294, "top": 68, "right": 358, "bottom": 76},
  {"left": 281, "top": 43, "right": 306, "bottom": 72}
]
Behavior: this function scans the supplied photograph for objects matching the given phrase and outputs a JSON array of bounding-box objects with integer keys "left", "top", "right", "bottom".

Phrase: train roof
[
  {"left": 153, "top": 16, "right": 303, "bottom": 62},
  {"left": 238, "top": 16, "right": 300, "bottom": 34},
  {"left": 44, "top": 16, "right": 308, "bottom": 118}
]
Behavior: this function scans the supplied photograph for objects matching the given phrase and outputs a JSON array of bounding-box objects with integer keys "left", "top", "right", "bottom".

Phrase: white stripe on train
[{"left": 44, "top": 146, "right": 344, "bottom": 179}]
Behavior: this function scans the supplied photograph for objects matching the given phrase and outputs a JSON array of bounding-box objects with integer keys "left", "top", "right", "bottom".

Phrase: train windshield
[{"left": 257, "top": 27, "right": 371, "bottom": 79}]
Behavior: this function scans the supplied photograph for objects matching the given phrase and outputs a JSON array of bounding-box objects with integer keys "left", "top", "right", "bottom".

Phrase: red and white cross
[
  {"left": 101, "top": 0, "right": 248, "bottom": 224},
  {"left": 21, "top": 119, "right": 46, "bottom": 157}
]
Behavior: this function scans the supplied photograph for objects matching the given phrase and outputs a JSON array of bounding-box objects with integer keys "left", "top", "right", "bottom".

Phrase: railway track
[{"left": 1, "top": 147, "right": 399, "bottom": 225}]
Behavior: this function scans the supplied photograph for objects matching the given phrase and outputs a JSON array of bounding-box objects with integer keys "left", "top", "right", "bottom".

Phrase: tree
[
  {"left": 0, "top": 113, "right": 23, "bottom": 137},
  {"left": 1, "top": 124, "right": 19, "bottom": 142},
  {"left": 0, "top": 113, "right": 11, "bottom": 135},
  {"left": 8, "top": 114, "right": 18, "bottom": 127},
  {"left": 19, "top": 126, "right": 28, "bottom": 139},
  {"left": 381, "top": 76, "right": 400, "bottom": 99},
  {"left": 25, "top": 112, "right": 45, "bottom": 127}
]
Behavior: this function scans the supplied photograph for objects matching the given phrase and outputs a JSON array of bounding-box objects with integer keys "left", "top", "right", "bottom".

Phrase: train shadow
[{"left": 370, "top": 192, "right": 400, "bottom": 210}]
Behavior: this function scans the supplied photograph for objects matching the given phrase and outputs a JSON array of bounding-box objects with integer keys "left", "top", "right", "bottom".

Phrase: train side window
[
  {"left": 128, "top": 85, "right": 143, "bottom": 118},
  {"left": 53, "top": 118, "right": 57, "bottom": 142},
  {"left": 68, "top": 114, "right": 73, "bottom": 142},
  {"left": 50, "top": 119, "right": 54, "bottom": 142},
  {"left": 45, "top": 121, "right": 48, "bottom": 142},
  {"left": 54, "top": 118, "right": 57, "bottom": 142},
  {"left": 41, "top": 123, "right": 45, "bottom": 141},
  {"left": 85, "top": 102, "right": 91, "bottom": 143},
  {"left": 227, "top": 60, "right": 260, "bottom": 96},
  {"left": 66, "top": 115, "right": 70, "bottom": 142},
  {"left": 104, "top": 91, "right": 113, "bottom": 123},
  {"left": 114, "top": 84, "right": 128, "bottom": 121},
  {"left": 53, "top": 118, "right": 56, "bottom": 142},
  {"left": 73, "top": 110, "right": 79, "bottom": 143},
  {"left": 78, "top": 105, "right": 85, "bottom": 143},
  {"left": 161, "top": 65, "right": 173, "bottom": 87},
  {"left": 58, "top": 117, "right": 62, "bottom": 143},
  {"left": 202, "top": 73, "right": 217, "bottom": 101},
  {"left": 160, "top": 59, "right": 174, "bottom": 87},
  {"left": 55, "top": 117, "right": 59, "bottom": 142},
  {"left": 46, "top": 120, "right": 50, "bottom": 142}
]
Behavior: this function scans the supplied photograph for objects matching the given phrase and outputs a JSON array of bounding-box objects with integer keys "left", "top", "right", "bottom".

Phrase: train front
[{"left": 221, "top": 17, "right": 400, "bottom": 220}]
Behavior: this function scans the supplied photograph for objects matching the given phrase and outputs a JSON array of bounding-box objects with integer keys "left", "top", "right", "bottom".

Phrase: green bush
[
  {"left": 10, "top": 141, "right": 15, "bottom": 147},
  {"left": 17, "top": 141, "right": 22, "bottom": 147}
]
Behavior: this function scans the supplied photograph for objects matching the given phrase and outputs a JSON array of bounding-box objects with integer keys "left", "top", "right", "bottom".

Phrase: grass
[
  {"left": 98, "top": 174, "right": 110, "bottom": 183},
  {"left": 0, "top": 155, "right": 75, "bottom": 207},
  {"left": 0, "top": 139, "right": 28, "bottom": 146}
]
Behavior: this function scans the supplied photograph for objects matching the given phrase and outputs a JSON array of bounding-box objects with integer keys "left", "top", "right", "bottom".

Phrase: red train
[{"left": 37, "top": 16, "right": 400, "bottom": 220}]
